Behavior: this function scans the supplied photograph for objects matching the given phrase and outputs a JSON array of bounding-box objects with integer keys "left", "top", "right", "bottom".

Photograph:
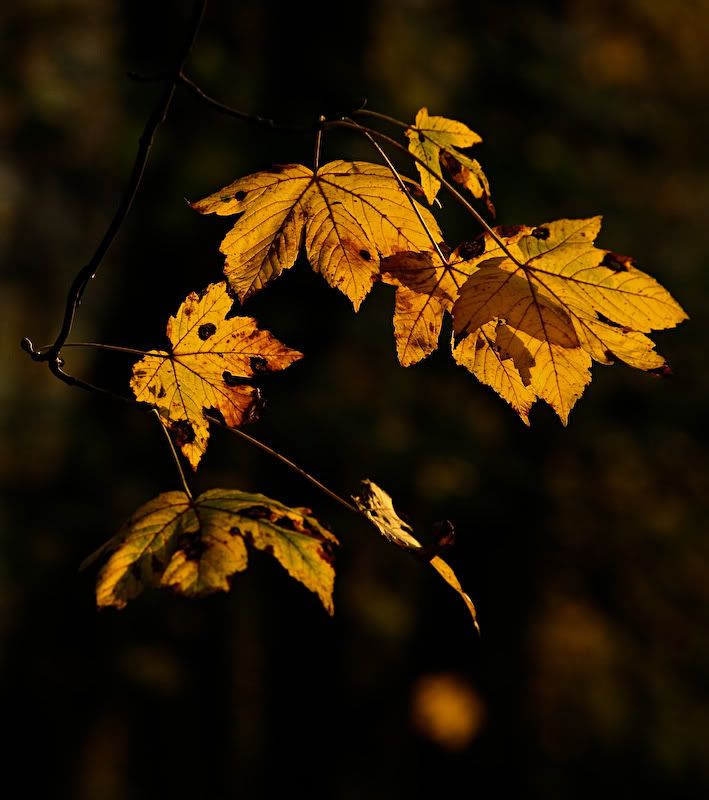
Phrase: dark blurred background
[{"left": 2, "top": 0, "right": 708, "bottom": 797}]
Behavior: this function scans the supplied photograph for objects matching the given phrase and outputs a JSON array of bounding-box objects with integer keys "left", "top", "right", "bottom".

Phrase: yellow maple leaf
[
  {"left": 131, "top": 281, "right": 301, "bottom": 469},
  {"left": 191, "top": 160, "right": 442, "bottom": 311},
  {"left": 406, "top": 107, "right": 492, "bottom": 211},
  {"left": 452, "top": 322, "right": 537, "bottom": 424},
  {"left": 452, "top": 218, "right": 687, "bottom": 422},
  {"left": 380, "top": 246, "right": 475, "bottom": 366},
  {"left": 93, "top": 489, "right": 338, "bottom": 613},
  {"left": 353, "top": 479, "right": 479, "bottom": 632}
]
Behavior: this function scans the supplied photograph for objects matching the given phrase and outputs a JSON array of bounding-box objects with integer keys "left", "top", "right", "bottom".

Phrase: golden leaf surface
[
  {"left": 380, "top": 246, "right": 473, "bottom": 366},
  {"left": 353, "top": 479, "right": 478, "bottom": 632},
  {"left": 406, "top": 107, "right": 492, "bottom": 211},
  {"left": 131, "top": 282, "right": 301, "bottom": 469},
  {"left": 452, "top": 218, "right": 687, "bottom": 422},
  {"left": 191, "top": 160, "right": 442, "bottom": 311},
  {"left": 94, "top": 489, "right": 338, "bottom": 613}
]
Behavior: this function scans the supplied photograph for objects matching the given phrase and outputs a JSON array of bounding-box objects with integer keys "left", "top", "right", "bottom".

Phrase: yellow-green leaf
[
  {"left": 94, "top": 489, "right": 338, "bottom": 614},
  {"left": 130, "top": 282, "right": 301, "bottom": 469},
  {"left": 192, "top": 161, "right": 442, "bottom": 311},
  {"left": 353, "top": 479, "right": 478, "bottom": 632},
  {"left": 406, "top": 107, "right": 492, "bottom": 210}
]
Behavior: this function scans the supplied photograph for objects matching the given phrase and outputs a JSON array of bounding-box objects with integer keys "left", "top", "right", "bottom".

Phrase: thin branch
[
  {"left": 23, "top": 0, "right": 208, "bottom": 376},
  {"left": 153, "top": 409, "right": 193, "bottom": 499},
  {"left": 343, "top": 117, "right": 449, "bottom": 266},
  {"left": 353, "top": 108, "right": 410, "bottom": 130},
  {"left": 177, "top": 72, "right": 315, "bottom": 131},
  {"left": 205, "top": 413, "right": 358, "bottom": 515}
]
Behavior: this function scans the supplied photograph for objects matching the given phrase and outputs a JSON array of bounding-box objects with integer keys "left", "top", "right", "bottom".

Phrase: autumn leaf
[
  {"left": 406, "top": 107, "right": 493, "bottom": 212},
  {"left": 380, "top": 245, "right": 475, "bottom": 366},
  {"left": 131, "top": 281, "right": 301, "bottom": 469},
  {"left": 353, "top": 479, "right": 479, "bottom": 632},
  {"left": 93, "top": 489, "right": 338, "bottom": 613},
  {"left": 452, "top": 218, "right": 687, "bottom": 422},
  {"left": 191, "top": 160, "right": 442, "bottom": 311},
  {"left": 452, "top": 322, "right": 537, "bottom": 425}
]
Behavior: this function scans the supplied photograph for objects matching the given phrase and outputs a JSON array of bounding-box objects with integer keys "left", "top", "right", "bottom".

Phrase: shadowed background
[{"left": 2, "top": 0, "right": 708, "bottom": 797}]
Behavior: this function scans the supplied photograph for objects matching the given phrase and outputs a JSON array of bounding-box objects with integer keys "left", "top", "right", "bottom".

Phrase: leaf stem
[
  {"left": 36, "top": 341, "right": 151, "bottom": 357},
  {"left": 313, "top": 115, "right": 326, "bottom": 171},
  {"left": 205, "top": 413, "right": 358, "bottom": 515},
  {"left": 153, "top": 409, "right": 193, "bottom": 499}
]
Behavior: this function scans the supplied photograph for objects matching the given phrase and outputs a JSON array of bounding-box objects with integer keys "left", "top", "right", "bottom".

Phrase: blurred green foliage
[{"left": 2, "top": 0, "right": 708, "bottom": 797}]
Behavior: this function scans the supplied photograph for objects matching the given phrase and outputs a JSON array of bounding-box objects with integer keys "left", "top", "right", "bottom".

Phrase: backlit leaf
[
  {"left": 353, "top": 479, "right": 478, "bottom": 632},
  {"left": 380, "top": 247, "right": 473, "bottom": 366},
  {"left": 452, "top": 218, "right": 686, "bottom": 422},
  {"left": 192, "top": 160, "right": 442, "bottom": 311},
  {"left": 406, "top": 107, "right": 492, "bottom": 211},
  {"left": 131, "top": 281, "right": 301, "bottom": 469},
  {"left": 94, "top": 489, "right": 338, "bottom": 613}
]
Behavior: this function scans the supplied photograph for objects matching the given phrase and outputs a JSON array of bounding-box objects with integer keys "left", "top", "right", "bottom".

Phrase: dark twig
[{"left": 22, "top": 0, "right": 208, "bottom": 382}]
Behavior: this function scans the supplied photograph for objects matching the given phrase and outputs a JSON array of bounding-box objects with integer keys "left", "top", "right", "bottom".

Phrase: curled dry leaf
[
  {"left": 406, "top": 107, "right": 493, "bottom": 213},
  {"left": 92, "top": 489, "right": 338, "bottom": 614},
  {"left": 452, "top": 218, "right": 687, "bottom": 423},
  {"left": 353, "top": 479, "right": 479, "bottom": 633},
  {"left": 131, "top": 281, "right": 301, "bottom": 469},
  {"left": 191, "top": 160, "right": 442, "bottom": 311}
]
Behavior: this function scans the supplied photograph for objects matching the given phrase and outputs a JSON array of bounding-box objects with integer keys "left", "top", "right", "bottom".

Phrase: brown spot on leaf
[
  {"left": 158, "top": 387, "right": 167, "bottom": 399},
  {"left": 319, "top": 539, "right": 336, "bottom": 565},
  {"left": 171, "top": 420, "right": 196, "bottom": 447},
  {"left": 531, "top": 226, "right": 550, "bottom": 240},
  {"left": 475, "top": 335, "right": 486, "bottom": 351},
  {"left": 359, "top": 249, "right": 372, "bottom": 261},
  {"left": 234, "top": 191, "right": 247, "bottom": 201},
  {"left": 498, "top": 225, "right": 524, "bottom": 238},
  {"left": 274, "top": 515, "right": 297, "bottom": 531},
  {"left": 249, "top": 355, "right": 269, "bottom": 374},
  {"left": 240, "top": 506, "right": 271, "bottom": 520},
  {"left": 457, "top": 235, "right": 485, "bottom": 260},
  {"left": 601, "top": 251, "right": 634, "bottom": 272},
  {"left": 604, "top": 349, "right": 617, "bottom": 363},
  {"left": 177, "top": 533, "right": 207, "bottom": 562},
  {"left": 222, "top": 370, "right": 241, "bottom": 387},
  {"left": 418, "top": 131, "right": 426, "bottom": 142},
  {"left": 198, "top": 323, "right": 217, "bottom": 340}
]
